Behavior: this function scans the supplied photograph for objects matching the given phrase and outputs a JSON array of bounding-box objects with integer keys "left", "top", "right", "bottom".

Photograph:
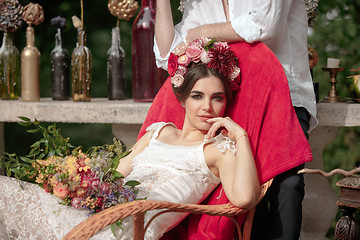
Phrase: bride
[{"left": 0, "top": 39, "right": 260, "bottom": 239}]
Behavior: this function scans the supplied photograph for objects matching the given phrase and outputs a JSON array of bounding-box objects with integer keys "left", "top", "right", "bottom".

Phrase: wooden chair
[{"left": 64, "top": 179, "right": 273, "bottom": 240}]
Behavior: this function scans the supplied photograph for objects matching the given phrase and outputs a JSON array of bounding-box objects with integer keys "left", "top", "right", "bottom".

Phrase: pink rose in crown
[
  {"left": 200, "top": 51, "right": 210, "bottom": 64},
  {"left": 53, "top": 183, "right": 69, "bottom": 200},
  {"left": 171, "top": 74, "right": 184, "bottom": 88},
  {"left": 167, "top": 53, "right": 179, "bottom": 76},
  {"left": 186, "top": 45, "right": 204, "bottom": 63},
  {"left": 176, "top": 65, "right": 187, "bottom": 76},
  {"left": 71, "top": 197, "right": 83, "bottom": 209},
  {"left": 189, "top": 38, "right": 204, "bottom": 48},
  {"left": 178, "top": 54, "right": 190, "bottom": 66},
  {"left": 213, "top": 41, "right": 229, "bottom": 49}
]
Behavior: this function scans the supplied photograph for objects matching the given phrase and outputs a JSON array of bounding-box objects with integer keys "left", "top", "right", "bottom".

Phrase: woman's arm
[
  {"left": 186, "top": 22, "right": 244, "bottom": 43},
  {"left": 206, "top": 117, "right": 260, "bottom": 208},
  {"left": 116, "top": 132, "right": 151, "bottom": 177},
  {"left": 155, "top": 0, "right": 175, "bottom": 58}
]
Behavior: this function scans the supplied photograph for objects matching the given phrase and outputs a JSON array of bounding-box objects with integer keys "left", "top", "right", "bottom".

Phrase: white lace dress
[{"left": 0, "top": 122, "right": 236, "bottom": 240}]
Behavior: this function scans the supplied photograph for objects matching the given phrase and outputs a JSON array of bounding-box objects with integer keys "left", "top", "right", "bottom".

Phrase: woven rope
[{"left": 64, "top": 179, "right": 272, "bottom": 240}]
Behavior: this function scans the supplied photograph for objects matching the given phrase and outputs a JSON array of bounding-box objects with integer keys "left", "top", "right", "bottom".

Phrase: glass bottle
[
  {"left": 50, "top": 27, "right": 70, "bottom": 100},
  {"left": 0, "top": 32, "right": 20, "bottom": 100},
  {"left": 132, "top": 0, "right": 167, "bottom": 102},
  {"left": 107, "top": 27, "right": 125, "bottom": 100},
  {"left": 21, "top": 26, "right": 40, "bottom": 102},
  {"left": 71, "top": 28, "right": 92, "bottom": 102}
]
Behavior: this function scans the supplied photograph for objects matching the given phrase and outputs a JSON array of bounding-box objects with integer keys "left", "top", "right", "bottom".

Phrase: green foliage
[
  {"left": 0, "top": 117, "right": 130, "bottom": 185},
  {"left": 1, "top": 117, "right": 75, "bottom": 181}
]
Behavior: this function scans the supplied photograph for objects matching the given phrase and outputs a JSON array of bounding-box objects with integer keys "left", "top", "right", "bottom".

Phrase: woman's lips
[{"left": 198, "top": 115, "right": 213, "bottom": 121}]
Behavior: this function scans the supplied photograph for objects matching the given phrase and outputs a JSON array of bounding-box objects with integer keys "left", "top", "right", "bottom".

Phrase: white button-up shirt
[{"left": 154, "top": 0, "right": 318, "bottom": 132}]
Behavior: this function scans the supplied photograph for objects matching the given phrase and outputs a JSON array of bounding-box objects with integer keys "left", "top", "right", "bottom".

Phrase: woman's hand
[{"left": 206, "top": 117, "right": 247, "bottom": 142}]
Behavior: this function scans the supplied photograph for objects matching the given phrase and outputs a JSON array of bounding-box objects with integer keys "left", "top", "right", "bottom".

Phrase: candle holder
[{"left": 322, "top": 67, "right": 345, "bottom": 103}]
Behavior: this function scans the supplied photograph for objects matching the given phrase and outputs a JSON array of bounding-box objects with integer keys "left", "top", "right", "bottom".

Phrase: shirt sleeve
[
  {"left": 230, "top": 0, "right": 294, "bottom": 43},
  {"left": 153, "top": 29, "right": 185, "bottom": 70}
]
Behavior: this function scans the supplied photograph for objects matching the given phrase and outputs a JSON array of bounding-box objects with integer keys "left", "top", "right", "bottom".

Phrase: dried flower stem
[
  {"left": 81, "top": 0, "right": 84, "bottom": 28},
  {"left": 116, "top": 19, "right": 119, "bottom": 28}
]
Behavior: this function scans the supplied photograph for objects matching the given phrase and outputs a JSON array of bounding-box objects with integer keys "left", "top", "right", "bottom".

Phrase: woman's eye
[
  {"left": 213, "top": 96, "right": 224, "bottom": 101},
  {"left": 191, "top": 94, "right": 202, "bottom": 99}
]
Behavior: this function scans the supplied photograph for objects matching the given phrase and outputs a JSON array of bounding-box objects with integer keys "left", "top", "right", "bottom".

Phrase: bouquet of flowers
[{"left": 1, "top": 117, "right": 140, "bottom": 217}]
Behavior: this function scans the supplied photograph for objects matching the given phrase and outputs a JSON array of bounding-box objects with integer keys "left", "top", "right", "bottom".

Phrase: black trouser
[{"left": 251, "top": 107, "right": 311, "bottom": 240}]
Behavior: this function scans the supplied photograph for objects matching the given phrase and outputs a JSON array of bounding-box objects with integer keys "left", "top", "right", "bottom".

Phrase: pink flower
[
  {"left": 91, "top": 179, "right": 101, "bottom": 191},
  {"left": 71, "top": 197, "right": 83, "bottom": 209},
  {"left": 178, "top": 54, "right": 190, "bottom": 66},
  {"left": 167, "top": 53, "right": 179, "bottom": 76},
  {"left": 101, "top": 183, "right": 112, "bottom": 195},
  {"left": 200, "top": 51, "right": 210, "bottom": 64},
  {"left": 186, "top": 45, "right": 204, "bottom": 63},
  {"left": 201, "top": 37, "right": 211, "bottom": 46},
  {"left": 171, "top": 74, "right": 184, "bottom": 88},
  {"left": 189, "top": 38, "right": 204, "bottom": 48},
  {"left": 53, "top": 183, "right": 69, "bottom": 200},
  {"left": 213, "top": 41, "right": 229, "bottom": 49},
  {"left": 176, "top": 65, "right": 187, "bottom": 75},
  {"left": 80, "top": 175, "right": 92, "bottom": 190}
]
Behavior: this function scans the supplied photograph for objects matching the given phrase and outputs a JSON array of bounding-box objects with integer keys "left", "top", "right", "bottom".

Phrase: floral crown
[{"left": 168, "top": 38, "right": 240, "bottom": 91}]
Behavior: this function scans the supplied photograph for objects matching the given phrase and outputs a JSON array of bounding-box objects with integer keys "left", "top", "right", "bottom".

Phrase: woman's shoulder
[
  {"left": 205, "top": 134, "right": 237, "bottom": 155},
  {"left": 146, "top": 122, "right": 177, "bottom": 139}
]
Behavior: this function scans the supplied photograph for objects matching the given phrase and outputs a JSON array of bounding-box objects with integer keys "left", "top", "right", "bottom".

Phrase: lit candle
[{"left": 327, "top": 58, "right": 340, "bottom": 68}]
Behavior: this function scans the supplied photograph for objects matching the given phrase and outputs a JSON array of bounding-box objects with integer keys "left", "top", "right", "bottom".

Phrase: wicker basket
[{"left": 64, "top": 179, "right": 272, "bottom": 240}]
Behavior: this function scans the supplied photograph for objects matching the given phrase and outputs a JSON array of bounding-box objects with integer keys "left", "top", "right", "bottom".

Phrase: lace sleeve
[
  {"left": 145, "top": 122, "right": 176, "bottom": 139},
  {"left": 205, "top": 134, "right": 237, "bottom": 154}
]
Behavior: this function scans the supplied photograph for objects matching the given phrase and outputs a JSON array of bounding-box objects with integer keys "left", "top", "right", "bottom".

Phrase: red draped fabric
[{"left": 137, "top": 42, "right": 312, "bottom": 239}]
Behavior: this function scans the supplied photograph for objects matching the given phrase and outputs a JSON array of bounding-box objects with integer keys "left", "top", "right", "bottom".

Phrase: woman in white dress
[{"left": 0, "top": 39, "right": 260, "bottom": 240}]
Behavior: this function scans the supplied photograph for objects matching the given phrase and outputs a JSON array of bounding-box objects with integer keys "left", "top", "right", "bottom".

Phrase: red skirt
[{"left": 138, "top": 42, "right": 313, "bottom": 240}]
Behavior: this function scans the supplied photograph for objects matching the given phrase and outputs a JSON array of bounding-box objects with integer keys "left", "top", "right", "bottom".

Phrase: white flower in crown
[
  {"left": 228, "top": 66, "right": 241, "bottom": 79},
  {"left": 171, "top": 74, "right": 184, "bottom": 88}
]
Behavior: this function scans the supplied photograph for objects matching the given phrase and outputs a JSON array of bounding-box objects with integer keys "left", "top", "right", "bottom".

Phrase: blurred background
[{"left": 1, "top": 0, "right": 360, "bottom": 238}]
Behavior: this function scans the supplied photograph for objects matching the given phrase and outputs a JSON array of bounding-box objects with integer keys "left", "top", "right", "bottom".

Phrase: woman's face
[{"left": 183, "top": 75, "right": 227, "bottom": 132}]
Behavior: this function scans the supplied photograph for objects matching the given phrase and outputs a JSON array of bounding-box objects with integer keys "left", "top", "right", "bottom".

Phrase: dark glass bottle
[
  {"left": 71, "top": 28, "right": 92, "bottom": 102},
  {"left": 107, "top": 27, "right": 125, "bottom": 100},
  {"left": 0, "top": 32, "right": 20, "bottom": 100},
  {"left": 132, "top": 0, "right": 167, "bottom": 102},
  {"left": 50, "top": 28, "right": 70, "bottom": 100}
]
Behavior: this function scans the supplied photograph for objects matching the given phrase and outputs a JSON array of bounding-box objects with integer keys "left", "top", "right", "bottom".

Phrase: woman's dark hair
[{"left": 172, "top": 64, "right": 233, "bottom": 103}]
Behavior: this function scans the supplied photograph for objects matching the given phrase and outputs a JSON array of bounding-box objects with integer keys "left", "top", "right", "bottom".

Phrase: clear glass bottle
[
  {"left": 50, "top": 27, "right": 70, "bottom": 100},
  {"left": 107, "top": 27, "right": 125, "bottom": 100},
  {"left": 132, "top": 0, "right": 167, "bottom": 102},
  {"left": 21, "top": 26, "right": 40, "bottom": 102},
  {"left": 0, "top": 32, "right": 20, "bottom": 100},
  {"left": 71, "top": 28, "right": 92, "bottom": 102}
]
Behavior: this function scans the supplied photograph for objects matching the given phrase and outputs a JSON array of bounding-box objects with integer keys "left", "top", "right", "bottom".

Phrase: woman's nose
[{"left": 202, "top": 99, "right": 213, "bottom": 111}]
